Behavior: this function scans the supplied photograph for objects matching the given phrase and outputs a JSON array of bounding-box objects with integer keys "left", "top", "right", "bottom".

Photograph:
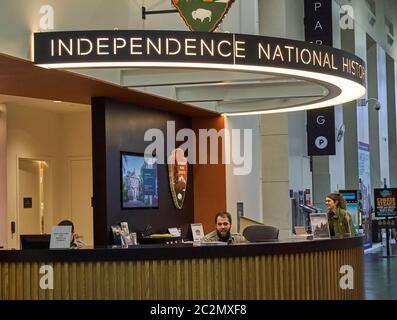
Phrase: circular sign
[{"left": 315, "top": 136, "right": 328, "bottom": 149}]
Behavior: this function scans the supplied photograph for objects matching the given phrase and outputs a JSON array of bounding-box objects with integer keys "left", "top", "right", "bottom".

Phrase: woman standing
[{"left": 325, "top": 193, "right": 356, "bottom": 237}]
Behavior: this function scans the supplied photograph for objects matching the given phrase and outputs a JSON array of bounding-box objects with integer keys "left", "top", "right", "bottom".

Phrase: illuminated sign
[
  {"left": 374, "top": 188, "right": 397, "bottom": 218},
  {"left": 34, "top": 30, "right": 367, "bottom": 115}
]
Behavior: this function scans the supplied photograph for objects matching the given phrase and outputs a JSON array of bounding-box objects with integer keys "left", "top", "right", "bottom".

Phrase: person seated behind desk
[
  {"left": 58, "top": 220, "right": 87, "bottom": 249},
  {"left": 202, "top": 211, "right": 247, "bottom": 244}
]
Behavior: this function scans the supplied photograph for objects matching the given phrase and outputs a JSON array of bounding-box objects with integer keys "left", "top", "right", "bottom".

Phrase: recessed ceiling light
[{"left": 53, "top": 100, "right": 62, "bottom": 103}]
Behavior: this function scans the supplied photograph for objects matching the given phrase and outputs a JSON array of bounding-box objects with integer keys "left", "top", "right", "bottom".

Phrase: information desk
[{"left": 0, "top": 236, "right": 364, "bottom": 300}]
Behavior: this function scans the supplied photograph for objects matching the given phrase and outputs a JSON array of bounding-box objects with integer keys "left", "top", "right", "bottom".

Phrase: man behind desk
[
  {"left": 58, "top": 220, "right": 87, "bottom": 249},
  {"left": 202, "top": 211, "right": 247, "bottom": 244}
]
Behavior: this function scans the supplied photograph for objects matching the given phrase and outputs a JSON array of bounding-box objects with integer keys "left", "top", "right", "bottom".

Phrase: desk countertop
[{"left": 0, "top": 236, "right": 364, "bottom": 263}]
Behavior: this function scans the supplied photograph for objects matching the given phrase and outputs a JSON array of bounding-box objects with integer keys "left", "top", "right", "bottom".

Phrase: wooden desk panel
[{"left": 0, "top": 244, "right": 363, "bottom": 300}]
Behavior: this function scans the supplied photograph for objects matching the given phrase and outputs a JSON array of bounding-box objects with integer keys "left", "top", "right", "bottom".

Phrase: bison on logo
[{"left": 172, "top": 0, "right": 235, "bottom": 32}]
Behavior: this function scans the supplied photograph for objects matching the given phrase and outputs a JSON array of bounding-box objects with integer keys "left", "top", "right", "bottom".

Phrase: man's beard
[{"left": 217, "top": 230, "right": 231, "bottom": 242}]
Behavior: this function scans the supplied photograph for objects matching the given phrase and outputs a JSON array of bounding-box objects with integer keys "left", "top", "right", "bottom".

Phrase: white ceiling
[{"left": 119, "top": 68, "right": 330, "bottom": 114}]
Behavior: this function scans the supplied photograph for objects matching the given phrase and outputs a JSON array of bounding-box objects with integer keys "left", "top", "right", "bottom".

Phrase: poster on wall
[
  {"left": 374, "top": 188, "right": 397, "bottom": 218},
  {"left": 359, "top": 142, "right": 371, "bottom": 213},
  {"left": 358, "top": 141, "right": 372, "bottom": 249},
  {"left": 121, "top": 152, "right": 158, "bottom": 209},
  {"left": 168, "top": 148, "right": 188, "bottom": 209}
]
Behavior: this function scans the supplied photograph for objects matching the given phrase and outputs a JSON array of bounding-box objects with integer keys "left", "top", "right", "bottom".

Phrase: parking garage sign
[
  {"left": 307, "top": 107, "right": 336, "bottom": 155},
  {"left": 305, "top": 0, "right": 336, "bottom": 156}
]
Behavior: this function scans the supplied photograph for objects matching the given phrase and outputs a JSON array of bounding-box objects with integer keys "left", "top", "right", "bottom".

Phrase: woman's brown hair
[{"left": 326, "top": 192, "right": 347, "bottom": 209}]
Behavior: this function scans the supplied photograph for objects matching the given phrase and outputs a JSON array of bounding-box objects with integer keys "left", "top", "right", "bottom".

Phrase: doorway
[
  {"left": 69, "top": 158, "right": 93, "bottom": 246},
  {"left": 17, "top": 158, "right": 52, "bottom": 248}
]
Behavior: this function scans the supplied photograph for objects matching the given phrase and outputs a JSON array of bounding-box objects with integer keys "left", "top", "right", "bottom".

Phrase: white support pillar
[
  {"left": 261, "top": 113, "right": 291, "bottom": 238},
  {"left": 387, "top": 55, "right": 397, "bottom": 188},
  {"left": 258, "top": 0, "right": 306, "bottom": 237},
  {"left": 377, "top": 46, "right": 390, "bottom": 186},
  {"left": 392, "top": 60, "right": 397, "bottom": 187},
  {"left": 225, "top": 115, "right": 262, "bottom": 230}
]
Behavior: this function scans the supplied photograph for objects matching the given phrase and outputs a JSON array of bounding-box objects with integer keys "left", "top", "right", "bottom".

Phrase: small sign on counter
[
  {"left": 191, "top": 223, "right": 204, "bottom": 242},
  {"left": 50, "top": 226, "right": 72, "bottom": 249}
]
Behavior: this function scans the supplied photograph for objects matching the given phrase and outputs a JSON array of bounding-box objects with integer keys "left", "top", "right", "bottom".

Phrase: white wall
[
  {"left": 7, "top": 104, "right": 61, "bottom": 248},
  {"left": 6, "top": 104, "right": 91, "bottom": 248},
  {"left": 18, "top": 159, "right": 41, "bottom": 235},
  {"left": 259, "top": 0, "right": 287, "bottom": 37},
  {"left": 222, "top": 0, "right": 259, "bottom": 34},
  {"left": 259, "top": 0, "right": 304, "bottom": 40},
  {"left": 225, "top": 115, "right": 262, "bottom": 228},
  {"left": 0, "top": 105, "right": 6, "bottom": 247},
  {"left": 58, "top": 111, "right": 92, "bottom": 224}
]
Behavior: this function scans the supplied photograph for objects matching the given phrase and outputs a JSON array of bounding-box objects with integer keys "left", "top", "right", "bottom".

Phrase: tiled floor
[{"left": 365, "top": 243, "right": 397, "bottom": 299}]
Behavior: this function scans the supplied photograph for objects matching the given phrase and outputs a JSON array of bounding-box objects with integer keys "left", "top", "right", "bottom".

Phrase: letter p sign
[{"left": 315, "top": 136, "right": 328, "bottom": 150}]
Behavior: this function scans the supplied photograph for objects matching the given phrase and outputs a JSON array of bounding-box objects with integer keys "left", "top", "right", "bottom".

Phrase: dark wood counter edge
[{"left": 0, "top": 237, "right": 364, "bottom": 263}]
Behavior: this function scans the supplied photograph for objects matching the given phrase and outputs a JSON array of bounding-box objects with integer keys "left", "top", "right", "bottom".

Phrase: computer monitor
[{"left": 20, "top": 234, "right": 51, "bottom": 250}]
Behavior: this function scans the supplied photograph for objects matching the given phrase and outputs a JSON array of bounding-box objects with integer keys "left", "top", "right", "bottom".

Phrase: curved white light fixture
[{"left": 36, "top": 61, "right": 366, "bottom": 115}]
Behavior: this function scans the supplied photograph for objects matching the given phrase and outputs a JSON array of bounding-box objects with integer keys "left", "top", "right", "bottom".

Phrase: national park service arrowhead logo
[
  {"left": 168, "top": 148, "right": 188, "bottom": 209},
  {"left": 172, "top": 0, "right": 235, "bottom": 32}
]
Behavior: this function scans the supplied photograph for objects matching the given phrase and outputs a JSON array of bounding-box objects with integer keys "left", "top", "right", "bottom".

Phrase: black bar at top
[{"left": 142, "top": 6, "right": 178, "bottom": 20}]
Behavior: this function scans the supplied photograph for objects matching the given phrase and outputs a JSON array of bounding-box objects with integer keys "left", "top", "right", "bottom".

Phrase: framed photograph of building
[
  {"left": 310, "top": 213, "right": 331, "bottom": 239},
  {"left": 121, "top": 152, "right": 158, "bottom": 209}
]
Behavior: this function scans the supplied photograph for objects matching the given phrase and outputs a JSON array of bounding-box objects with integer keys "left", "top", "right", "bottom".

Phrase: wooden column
[{"left": 192, "top": 116, "right": 227, "bottom": 234}]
